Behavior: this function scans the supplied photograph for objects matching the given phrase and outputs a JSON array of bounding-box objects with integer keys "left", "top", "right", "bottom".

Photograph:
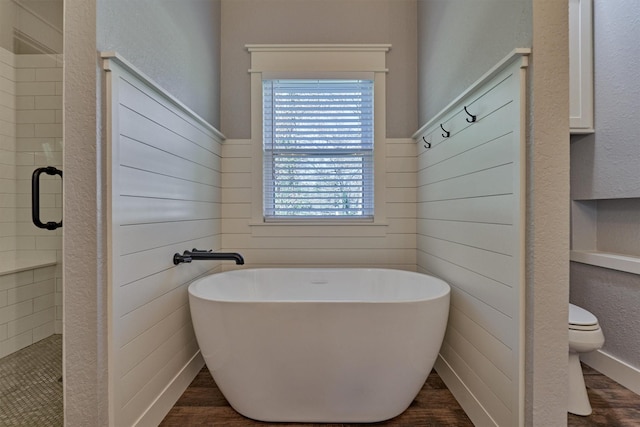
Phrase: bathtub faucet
[{"left": 173, "top": 249, "right": 245, "bottom": 265}]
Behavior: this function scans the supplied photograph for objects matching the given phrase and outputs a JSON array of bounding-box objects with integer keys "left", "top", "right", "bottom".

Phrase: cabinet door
[{"left": 569, "top": 0, "right": 594, "bottom": 133}]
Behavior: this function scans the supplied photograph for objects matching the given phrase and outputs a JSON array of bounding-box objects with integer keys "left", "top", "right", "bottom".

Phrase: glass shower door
[{"left": 0, "top": 0, "right": 64, "bottom": 425}]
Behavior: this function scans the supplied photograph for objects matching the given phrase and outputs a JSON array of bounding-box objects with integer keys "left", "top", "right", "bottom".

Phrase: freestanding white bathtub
[{"left": 188, "top": 268, "right": 450, "bottom": 423}]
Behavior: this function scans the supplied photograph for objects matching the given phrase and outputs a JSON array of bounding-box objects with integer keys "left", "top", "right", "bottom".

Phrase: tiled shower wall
[
  {"left": 0, "top": 48, "right": 63, "bottom": 358},
  {"left": 0, "top": 47, "right": 17, "bottom": 258},
  {"left": 14, "top": 53, "right": 63, "bottom": 335},
  {"left": 0, "top": 265, "right": 56, "bottom": 358},
  {"left": 15, "top": 53, "right": 63, "bottom": 261}
]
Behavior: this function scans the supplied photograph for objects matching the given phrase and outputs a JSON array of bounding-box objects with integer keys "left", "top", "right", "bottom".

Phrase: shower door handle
[{"left": 32, "top": 166, "right": 62, "bottom": 230}]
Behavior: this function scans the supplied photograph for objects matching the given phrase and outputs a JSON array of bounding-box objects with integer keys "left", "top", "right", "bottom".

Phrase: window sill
[{"left": 249, "top": 220, "right": 388, "bottom": 237}]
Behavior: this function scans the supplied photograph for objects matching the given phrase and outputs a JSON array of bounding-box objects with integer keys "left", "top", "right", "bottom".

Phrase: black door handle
[{"left": 32, "top": 166, "right": 62, "bottom": 230}]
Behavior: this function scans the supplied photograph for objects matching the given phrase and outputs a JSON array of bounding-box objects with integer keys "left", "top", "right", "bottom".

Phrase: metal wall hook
[
  {"left": 440, "top": 124, "right": 450, "bottom": 138},
  {"left": 464, "top": 106, "right": 477, "bottom": 123},
  {"left": 422, "top": 136, "right": 431, "bottom": 149}
]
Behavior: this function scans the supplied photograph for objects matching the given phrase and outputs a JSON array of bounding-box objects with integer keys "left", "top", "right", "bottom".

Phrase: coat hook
[
  {"left": 464, "top": 106, "right": 477, "bottom": 123},
  {"left": 440, "top": 124, "right": 450, "bottom": 138},
  {"left": 422, "top": 136, "right": 431, "bottom": 149}
]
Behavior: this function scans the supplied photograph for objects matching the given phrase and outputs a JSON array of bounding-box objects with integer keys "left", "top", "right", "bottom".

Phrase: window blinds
[{"left": 263, "top": 79, "right": 374, "bottom": 219}]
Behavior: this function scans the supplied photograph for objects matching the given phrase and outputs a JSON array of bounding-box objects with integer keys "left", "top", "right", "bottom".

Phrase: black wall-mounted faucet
[{"left": 173, "top": 249, "right": 245, "bottom": 265}]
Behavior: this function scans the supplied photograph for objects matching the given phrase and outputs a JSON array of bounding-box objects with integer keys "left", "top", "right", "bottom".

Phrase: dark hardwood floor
[
  {"left": 160, "top": 367, "right": 473, "bottom": 426},
  {"left": 161, "top": 364, "right": 640, "bottom": 426},
  {"left": 568, "top": 364, "right": 640, "bottom": 427}
]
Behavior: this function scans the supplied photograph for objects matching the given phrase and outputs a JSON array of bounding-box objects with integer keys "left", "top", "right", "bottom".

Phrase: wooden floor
[
  {"left": 568, "top": 364, "right": 640, "bottom": 427},
  {"left": 161, "top": 364, "right": 640, "bottom": 426}
]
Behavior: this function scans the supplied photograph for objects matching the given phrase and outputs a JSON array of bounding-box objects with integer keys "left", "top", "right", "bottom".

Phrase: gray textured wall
[
  {"left": 596, "top": 199, "right": 640, "bottom": 257},
  {"left": 220, "top": 0, "right": 417, "bottom": 139},
  {"left": 97, "top": 0, "right": 221, "bottom": 127},
  {"left": 571, "top": 263, "right": 640, "bottom": 368},
  {"left": 569, "top": 0, "right": 640, "bottom": 374},
  {"left": 571, "top": 0, "right": 640, "bottom": 200},
  {"left": 416, "top": 0, "right": 531, "bottom": 123}
]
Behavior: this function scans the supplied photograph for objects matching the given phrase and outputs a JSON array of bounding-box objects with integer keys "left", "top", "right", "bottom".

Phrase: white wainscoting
[
  {"left": 102, "top": 53, "right": 224, "bottom": 427},
  {"left": 221, "top": 138, "right": 417, "bottom": 270},
  {"left": 414, "top": 50, "right": 529, "bottom": 427}
]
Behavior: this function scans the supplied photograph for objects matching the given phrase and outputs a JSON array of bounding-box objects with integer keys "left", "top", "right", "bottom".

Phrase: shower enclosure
[{"left": 0, "top": 0, "right": 64, "bottom": 425}]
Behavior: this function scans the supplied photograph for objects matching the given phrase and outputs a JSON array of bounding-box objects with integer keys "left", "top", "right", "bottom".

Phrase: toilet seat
[{"left": 569, "top": 304, "right": 599, "bottom": 331}]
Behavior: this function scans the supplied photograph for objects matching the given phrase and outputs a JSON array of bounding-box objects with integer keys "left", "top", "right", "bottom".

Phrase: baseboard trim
[
  {"left": 581, "top": 349, "right": 640, "bottom": 395},
  {"left": 434, "top": 355, "right": 497, "bottom": 427},
  {"left": 134, "top": 351, "right": 205, "bottom": 427}
]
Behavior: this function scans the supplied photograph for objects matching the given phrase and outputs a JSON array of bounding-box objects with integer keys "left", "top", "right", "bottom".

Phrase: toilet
[{"left": 568, "top": 303, "right": 605, "bottom": 416}]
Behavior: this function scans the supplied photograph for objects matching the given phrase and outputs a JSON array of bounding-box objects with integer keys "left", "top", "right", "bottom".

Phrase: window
[
  {"left": 262, "top": 79, "right": 374, "bottom": 219},
  {"left": 247, "top": 44, "right": 390, "bottom": 227}
]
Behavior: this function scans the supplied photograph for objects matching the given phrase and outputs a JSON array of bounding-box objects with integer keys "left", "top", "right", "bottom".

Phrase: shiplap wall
[
  {"left": 223, "top": 45, "right": 416, "bottom": 268},
  {"left": 415, "top": 51, "right": 528, "bottom": 427},
  {"left": 103, "top": 53, "right": 224, "bottom": 426},
  {"left": 221, "top": 138, "right": 416, "bottom": 270}
]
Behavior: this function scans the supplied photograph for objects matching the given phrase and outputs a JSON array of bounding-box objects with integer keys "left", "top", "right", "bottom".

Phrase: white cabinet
[{"left": 569, "top": 0, "right": 594, "bottom": 133}]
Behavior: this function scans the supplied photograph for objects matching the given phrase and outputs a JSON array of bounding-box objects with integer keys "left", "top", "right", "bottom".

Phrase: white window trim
[{"left": 247, "top": 44, "right": 390, "bottom": 228}]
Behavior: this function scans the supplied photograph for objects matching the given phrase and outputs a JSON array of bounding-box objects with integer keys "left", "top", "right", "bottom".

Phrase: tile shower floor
[{"left": 0, "top": 334, "right": 63, "bottom": 427}]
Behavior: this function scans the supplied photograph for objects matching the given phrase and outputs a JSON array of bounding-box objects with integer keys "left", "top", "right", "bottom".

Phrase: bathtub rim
[{"left": 188, "top": 267, "right": 450, "bottom": 304}]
